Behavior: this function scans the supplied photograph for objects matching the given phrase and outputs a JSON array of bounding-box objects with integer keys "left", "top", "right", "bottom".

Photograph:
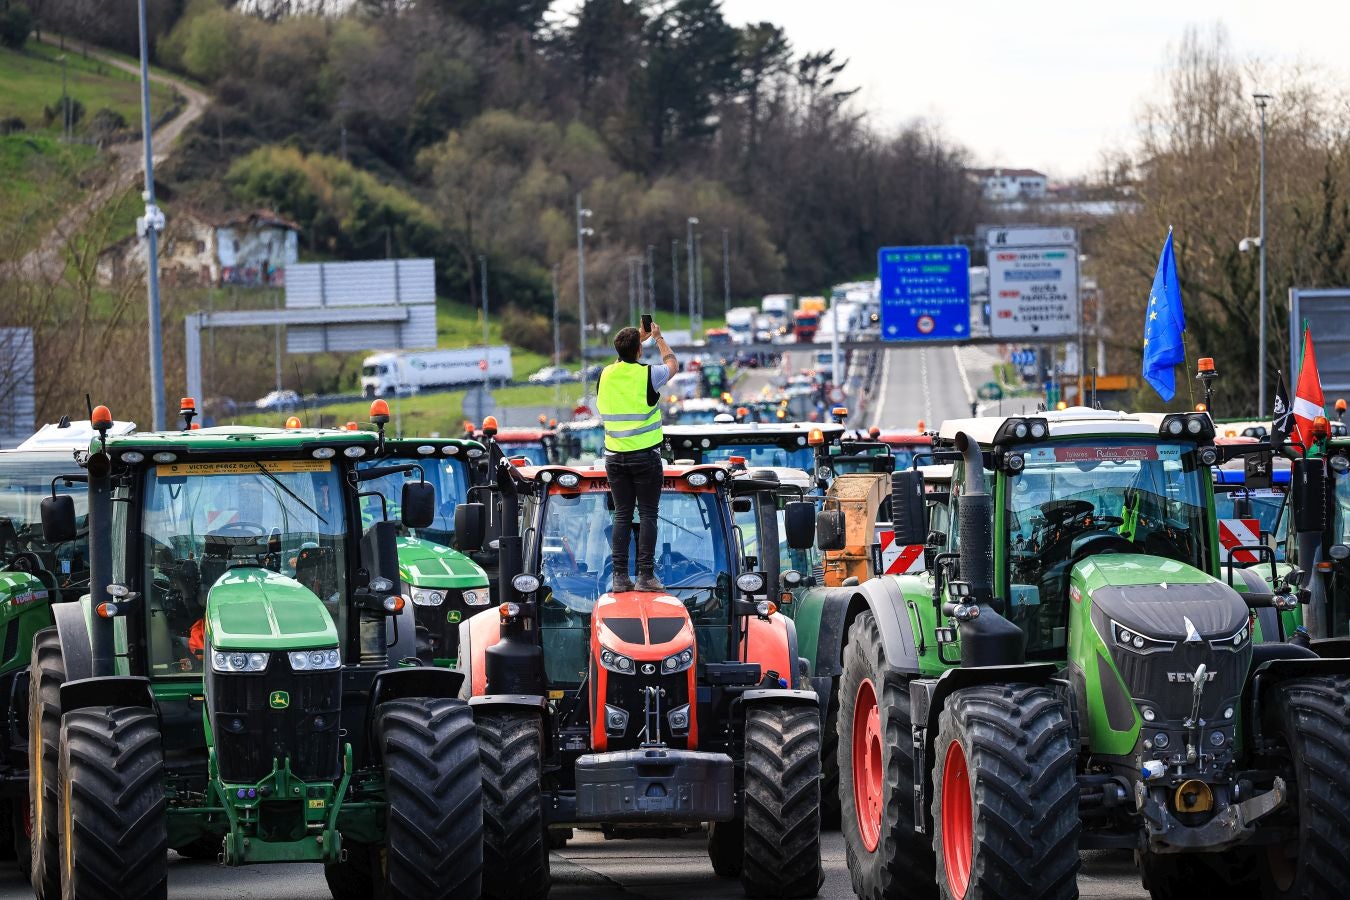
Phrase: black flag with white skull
[{"left": 1271, "top": 371, "right": 1293, "bottom": 447}]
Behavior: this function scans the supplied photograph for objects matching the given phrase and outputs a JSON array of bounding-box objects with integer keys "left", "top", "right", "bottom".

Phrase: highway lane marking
[
  {"left": 952, "top": 345, "right": 977, "bottom": 414},
  {"left": 920, "top": 349, "right": 933, "bottom": 426},
  {"left": 872, "top": 348, "right": 893, "bottom": 429}
]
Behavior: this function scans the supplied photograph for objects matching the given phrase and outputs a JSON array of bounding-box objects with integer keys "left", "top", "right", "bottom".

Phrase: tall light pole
[
  {"left": 478, "top": 254, "right": 489, "bottom": 424},
  {"left": 551, "top": 264, "right": 561, "bottom": 417},
  {"left": 693, "top": 231, "right": 704, "bottom": 337},
  {"left": 1254, "top": 93, "right": 1272, "bottom": 416},
  {"left": 671, "top": 239, "right": 680, "bottom": 319},
  {"left": 576, "top": 196, "right": 593, "bottom": 365},
  {"left": 721, "top": 227, "right": 730, "bottom": 314},
  {"left": 686, "top": 217, "right": 699, "bottom": 333},
  {"left": 137, "top": 0, "right": 165, "bottom": 430},
  {"left": 646, "top": 245, "right": 656, "bottom": 321}
]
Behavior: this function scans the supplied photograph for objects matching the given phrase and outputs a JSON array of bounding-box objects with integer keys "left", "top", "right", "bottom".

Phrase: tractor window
[
  {"left": 1336, "top": 476, "right": 1350, "bottom": 543},
  {"left": 140, "top": 462, "right": 348, "bottom": 677},
  {"left": 704, "top": 444, "right": 814, "bottom": 471},
  {"left": 0, "top": 454, "right": 90, "bottom": 599},
  {"left": 1213, "top": 488, "right": 1288, "bottom": 562},
  {"left": 357, "top": 457, "right": 467, "bottom": 545},
  {"left": 537, "top": 489, "right": 733, "bottom": 682},
  {"left": 1004, "top": 441, "right": 1210, "bottom": 658}
]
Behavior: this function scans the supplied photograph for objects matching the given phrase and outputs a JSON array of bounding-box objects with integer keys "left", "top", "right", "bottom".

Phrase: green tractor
[
  {"left": 781, "top": 406, "right": 1350, "bottom": 898},
  {"left": 29, "top": 404, "right": 483, "bottom": 899},
  {"left": 1271, "top": 431, "right": 1350, "bottom": 642},
  {"left": 356, "top": 436, "right": 491, "bottom": 666}
]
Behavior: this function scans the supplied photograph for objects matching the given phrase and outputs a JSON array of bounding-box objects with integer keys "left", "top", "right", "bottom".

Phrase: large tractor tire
[
  {"left": 476, "top": 709, "right": 549, "bottom": 900},
  {"left": 379, "top": 698, "right": 483, "bottom": 899},
  {"left": 707, "top": 817, "right": 743, "bottom": 877},
  {"left": 29, "top": 627, "right": 64, "bottom": 899},
  {"left": 931, "top": 683, "right": 1078, "bottom": 900},
  {"left": 57, "top": 706, "right": 167, "bottom": 899},
  {"left": 741, "top": 701, "right": 823, "bottom": 898},
  {"left": 838, "top": 611, "right": 935, "bottom": 900},
  {"left": 1253, "top": 675, "right": 1350, "bottom": 899}
]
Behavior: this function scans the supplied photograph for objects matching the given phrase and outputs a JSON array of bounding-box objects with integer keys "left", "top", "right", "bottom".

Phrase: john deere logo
[
  {"left": 268, "top": 691, "right": 290, "bottom": 709},
  {"left": 447, "top": 610, "right": 462, "bottom": 624}
]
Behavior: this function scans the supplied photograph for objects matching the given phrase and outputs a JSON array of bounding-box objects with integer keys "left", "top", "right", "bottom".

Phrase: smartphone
[{"left": 641, "top": 314, "right": 653, "bottom": 331}]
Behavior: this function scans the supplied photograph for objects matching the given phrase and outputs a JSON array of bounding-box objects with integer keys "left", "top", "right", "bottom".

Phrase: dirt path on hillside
[{"left": 11, "top": 36, "right": 209, "bottom": 281}]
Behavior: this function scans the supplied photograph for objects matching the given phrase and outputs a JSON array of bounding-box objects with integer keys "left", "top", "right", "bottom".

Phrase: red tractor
[{"left": 453, "top": 452, "right": 824, "bottom": 899}]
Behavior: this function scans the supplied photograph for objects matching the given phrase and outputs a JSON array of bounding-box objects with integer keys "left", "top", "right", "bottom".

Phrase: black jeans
[{"left": 606, "top": 448, "right": 663, "bottom": 576}]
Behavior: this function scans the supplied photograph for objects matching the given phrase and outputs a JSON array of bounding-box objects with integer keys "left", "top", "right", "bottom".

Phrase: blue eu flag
[{"left": 1142, "top": 230, "right": 1186, "bottom": 401}]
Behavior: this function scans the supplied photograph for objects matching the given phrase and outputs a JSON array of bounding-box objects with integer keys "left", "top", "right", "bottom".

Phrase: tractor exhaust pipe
[{"left": 952, "top": 432, "right": 1025, "bottom": 667}]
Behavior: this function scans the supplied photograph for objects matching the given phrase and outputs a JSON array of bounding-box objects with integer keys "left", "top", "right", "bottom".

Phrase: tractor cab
[
  {"left": 30, "top": 406, "right": 483, "bottom": 897},
  {"left": 877, "top": 430, "right": 933, "bottom": 472},
  {"left": 454, "top": 455, "right": 826, "bottom": 898},
  {"left": 553, "top": 417, "right": 604, "bottom": 465},
  {"left": 356, "top": 436, "right": 490, "bottom": 666}
]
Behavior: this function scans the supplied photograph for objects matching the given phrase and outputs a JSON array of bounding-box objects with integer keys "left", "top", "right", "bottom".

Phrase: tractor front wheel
[
  {"left": 476, "top": 709, "right": 550, "bottom": 900},
  {"left": 1255, "top": 675, "right": 1350, "bottom": 899},
  {"left": 838, "top": 611, "right": 934, "bottom": 900},
  {"left": 931, "top": 684, "right": 1078, "bottom": 900},
  {"left": 378, "top": 698, "right": 483, "bottom": 899},
  {"left": 28, "top": 627, "right": 64, "bottom": 899},
  {"left": 741, "top": 701, "right": 823, "bottom": 898},
  {"left": 57, "top": 706, "right": 167, "bottom": 899}
]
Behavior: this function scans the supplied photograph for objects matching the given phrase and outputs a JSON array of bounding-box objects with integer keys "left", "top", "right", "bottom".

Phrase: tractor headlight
[
  {"left": 462, "top": 589, "right": 488, "bottom": 606},
  {"left": 556, "top": 473, "right": 580, "bottom": 488},
  {"left": 343, "top": 446, "right": 367, "bottom": 458},
  {"left": 599, "top": 647, "right": 635, "bottom": 675},
  {"left": 1111, "top": 620, "right": 1175, "bottom": 655},
  {"left": 1209, "top": 623, "right": 1250, "bottom": 651},
  {"left": 213, "top": 651, "right": 270, "bottom": 673},
  {"left": 661, "top": 648, "right": 695, "bottom": 674},
  {"left": 289, "top": 649, "right": 340, "bottom": 671},
  {"left": 412, "top": 588, "right": 445, "bottom": 606},
  {"left": 667, "top": 703, "right": 690, "bottom": 733},
  {"left": 512, "top": 573, "right": 542, "bottom": 594},
  {"left": 736, "top": 572, "right": 766, "bottom": 594},
  {"left": 685, "top": 472, "right": 708, "bottom": 487}
]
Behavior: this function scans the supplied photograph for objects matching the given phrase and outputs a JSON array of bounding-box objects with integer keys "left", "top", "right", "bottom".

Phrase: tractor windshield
[
  {"left": 498, "top": 442, "right": 550, "bottom": 467},
  {"left": 0, "top": 453, "right": 89, "bottom": 598},
  {"left": 357, "top": 457, "right": 467, "bottom": 544},
  {"left": 140, "top": 461, "right": 348, "bottom": 676},
  {"left": 1004, "top": 441, "right": 1211, "bottom": 656},
  {"left": 704, "top": 444, "right": 814, "bottom": 470},
  {"left": 1213, "top": 488, "right": 1287, "bottom": 561},
  {"left": 535, "top": 487, "right": 733, "bottom": 683},
  {"left": 1336, "top": 475, "right": 1350, "bottom": 543}
]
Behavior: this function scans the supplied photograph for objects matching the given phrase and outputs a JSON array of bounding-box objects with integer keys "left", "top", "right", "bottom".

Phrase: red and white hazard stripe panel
[
  {"left": 1218, "top": 518, "right": 1261, "bottom": 563},
  {"left": 877, "top": 529, "right": 925, "bottom": 575}
]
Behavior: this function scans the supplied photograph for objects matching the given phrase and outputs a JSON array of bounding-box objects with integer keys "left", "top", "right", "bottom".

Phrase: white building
[{"left": 968, "top": 168, "right": 1048, "bottom": 202}]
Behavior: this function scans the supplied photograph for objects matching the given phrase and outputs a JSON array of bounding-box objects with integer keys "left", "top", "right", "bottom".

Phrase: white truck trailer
[{"left": 360, "top": 346, "right": 513, "bottom": 398}]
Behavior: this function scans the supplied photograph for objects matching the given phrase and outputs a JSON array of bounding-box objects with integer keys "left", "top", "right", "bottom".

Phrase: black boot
[
  {"left": 635, "top": 570, "right": 664, "bottom": 592},
  {"left": 612, "top": 573, "right": 635, "bottom": 593}
]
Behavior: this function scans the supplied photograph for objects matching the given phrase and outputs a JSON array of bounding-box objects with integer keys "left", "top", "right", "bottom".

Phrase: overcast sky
[{"left": 720, "top": 1, "right": 1350, "bottom": 179}]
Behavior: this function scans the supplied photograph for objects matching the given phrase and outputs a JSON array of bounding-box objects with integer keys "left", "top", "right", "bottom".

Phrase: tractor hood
[
  {"left": 1072, "top": 555, "right": 1248, "bottom": 641},
  {"left": 593, "top": 591, "right": 694, "bottom": 657},
  {"left": 206, "top": 567, "right": 338, "bottom": 652},
  {"left": 0, "top": 570, "right": 50, "bottom": 624},
  {"left": 396, "top": 536, "right": 489, "bottom": 589}
]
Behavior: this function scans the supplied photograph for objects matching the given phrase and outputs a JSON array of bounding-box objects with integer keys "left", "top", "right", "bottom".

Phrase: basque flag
[
  {"left": 1142, "top": 230, "right": 1186, "bottom": 402},
  {"left": 1291, "top": 325, "right": 1326, "bottom": 449}
]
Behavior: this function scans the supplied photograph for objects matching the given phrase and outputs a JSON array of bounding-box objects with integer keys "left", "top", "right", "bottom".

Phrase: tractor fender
[
  {"left": 52, "top": 600, "right": 94, "bottom": 682},
  {"left": 741, "top": 613, "right": 801, "bottom": 689},
  {"left": 59, "top": 675, "right": 155, "bottom": 713},
  {"left": 740, "top": 687, "right": 819, "bottom": 707},
  {"left": 468, "top": 694, "right": 548, "bottom": 713},
  {"left": 370, "top": 666, "right": 465, "bottom": 706},
  {"left": 1245, "top": 655, "right": 1350, "bottom": 746},
  {"left": 820, "top": 577, "right": 922, "bottom": 677}
]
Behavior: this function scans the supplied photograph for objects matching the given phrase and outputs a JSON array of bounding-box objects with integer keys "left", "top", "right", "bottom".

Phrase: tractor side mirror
[
  {"left": 454, "top": 502, "right": 487, "bottom": 551},
  {"left": 732, "top": 497, "right": 753, "bottom": 514},
  {"left": 400, "top": 481, "right": 436, "bottom": 530},
  {"left": 784, "top": 501, "right": 816, "bottom": 550},
  {"left": 1245, "top": 451, "right": 1273, "bottom": 490},
  {"left": 816, "top": 509, "right": 846, "bottom": 552},
  {"left": 40, "top": 495, "right": 76, "bottom": 544},
  {"left": 890, "top": 470, "right": 927, "bottom": 546},
  {"left": 1292, "top": 458, "right": 1329, "bottom": 534}
]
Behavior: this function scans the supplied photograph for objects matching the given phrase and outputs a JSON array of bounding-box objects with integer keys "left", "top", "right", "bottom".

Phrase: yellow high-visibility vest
[{"left": 597, "top": 362, "right": 662, "bottom": 452}]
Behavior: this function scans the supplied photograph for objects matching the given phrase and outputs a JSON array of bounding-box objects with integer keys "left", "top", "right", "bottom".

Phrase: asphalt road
[{"left": 0, "top": 831, "right": 1151, "bottom": 898}]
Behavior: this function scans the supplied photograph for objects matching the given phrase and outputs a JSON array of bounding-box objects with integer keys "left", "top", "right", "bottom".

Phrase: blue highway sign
[{"left": 878, "top": 245, "right": 971, "bottom": 341}]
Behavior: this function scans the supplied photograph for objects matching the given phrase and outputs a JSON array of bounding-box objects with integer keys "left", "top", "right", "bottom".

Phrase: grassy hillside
[{"left": 0, "top": 40, "right": 175, "bottom": 135}]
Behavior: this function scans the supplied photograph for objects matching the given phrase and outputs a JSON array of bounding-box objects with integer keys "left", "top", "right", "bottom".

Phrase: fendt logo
[{"left": 1166, "top": 672, "right": 1218, "bottom": 683}]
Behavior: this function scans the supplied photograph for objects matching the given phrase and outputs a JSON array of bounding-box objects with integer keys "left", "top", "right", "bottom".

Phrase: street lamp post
[
  {"left": 646, "top": 245, "right": 656, "bottom": 321},
  {"left": 693, "top": 231, "right": 704, "bottom": 336},
  {"left": 551, "top": 264, "right": 561, "bottom": 418},
  {"left": 576, "top": 195, "right": 593, "bottom": 365},
  {"left": 137, "top": 0, "right": 165, "bottom": 430},
  {"left": 686, "top": 217, "right": 699, "bottom": 334},
  {"left": 722, "top": 227, "right": 730, "bottom": 314},
  {"left": 671, "top": 239, "right": 680, "bottom": 319},
  {"left": 1254, "top": 92, "right": 1272, "bottom": 416}
]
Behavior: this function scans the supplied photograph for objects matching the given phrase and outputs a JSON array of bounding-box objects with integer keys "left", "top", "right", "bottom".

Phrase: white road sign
[{"left": 986, "top": 228, "right": 1078, "bottom": 339}]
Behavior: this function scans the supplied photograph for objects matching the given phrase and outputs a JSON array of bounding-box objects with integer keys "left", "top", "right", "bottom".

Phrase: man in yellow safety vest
[{"left": 596, "top": 321, "right": 679, "bottom": 592}]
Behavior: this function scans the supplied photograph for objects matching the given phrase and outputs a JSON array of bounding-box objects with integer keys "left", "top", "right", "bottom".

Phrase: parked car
[
  {"left": 254, "top": 389, "right": 302, "bottom": 412},
  {"left": 527, "top": 365, "right": 575, "bottom": 385}
]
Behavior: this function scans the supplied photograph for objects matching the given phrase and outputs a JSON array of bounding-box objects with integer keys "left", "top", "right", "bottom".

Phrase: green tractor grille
[{"left": 208, "top": 662, "right": 342, "bottom": 783}]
